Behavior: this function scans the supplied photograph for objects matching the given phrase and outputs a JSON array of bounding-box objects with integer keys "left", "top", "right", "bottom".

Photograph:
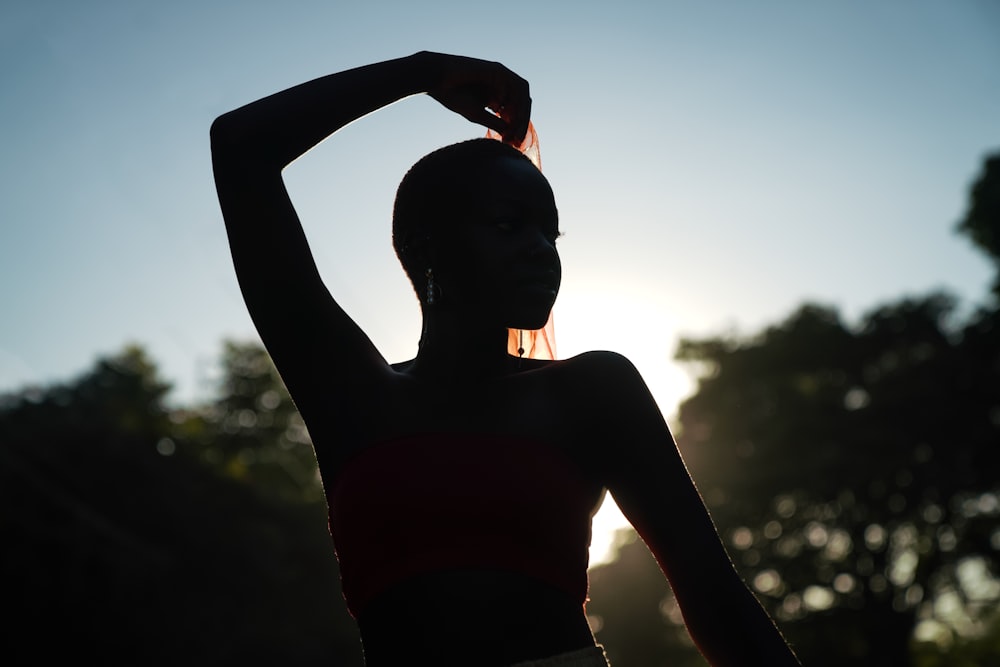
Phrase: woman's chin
[
  {"left": 510, "top": 309, "right": 555, "bottom": 332},
  {"left": 489, "top": 288, "right": 557, "bottom": 330}
]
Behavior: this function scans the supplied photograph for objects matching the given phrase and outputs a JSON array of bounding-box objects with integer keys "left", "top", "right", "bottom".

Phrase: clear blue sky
[
  {"left": 2, "top": 0, "right": 998, "bottom": 564},
  {"left": 3, "top": 0, "right": 998, "bottom": 412}
]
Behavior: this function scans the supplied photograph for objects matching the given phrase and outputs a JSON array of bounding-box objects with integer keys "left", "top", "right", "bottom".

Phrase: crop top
[{"left": 326, "top": 432, "right": 598, "bottom": 619}]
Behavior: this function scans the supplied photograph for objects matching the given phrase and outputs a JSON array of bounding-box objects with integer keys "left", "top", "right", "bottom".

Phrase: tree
[
  {"left": 587, "top": 530, "right": 708, "bottom": 667},
  {"left": 172, "top": 341, "right": 323, "bottom": 504},
  {"left": 665, "top": 150, "right": 1000, "bottom": 666},
  {"left": 672, "top": 296, "right": 1000, "bottom": 665},
  {"left": 957, "top": 151, "right": 1000, "bottom": 298},
  {"left": 0, "top": 345, "right": 362, "bottom": 666}
]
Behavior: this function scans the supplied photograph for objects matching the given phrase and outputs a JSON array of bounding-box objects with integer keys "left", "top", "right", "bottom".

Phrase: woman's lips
[{"left": 522, "top": 272, "right": 559, "bottom": 291}]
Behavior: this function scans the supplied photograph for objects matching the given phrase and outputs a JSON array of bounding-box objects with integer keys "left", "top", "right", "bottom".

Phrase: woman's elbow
[{"left": 210, "top": 112, "right": 241, "bottom": 155}]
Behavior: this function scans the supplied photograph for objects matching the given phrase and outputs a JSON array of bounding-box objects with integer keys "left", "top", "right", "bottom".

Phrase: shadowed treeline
[
  {"left": 587, "top": 150, "right": 1000, "bottom": 667},
  {"left": 2, "top": 151, "right": 998, "bottom": 665},
  {"left": 0, "top": 344, "right": 364, "bottom": 666}
]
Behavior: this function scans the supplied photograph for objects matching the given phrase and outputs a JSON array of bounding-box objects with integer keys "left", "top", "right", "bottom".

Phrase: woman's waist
[{"left": 356, "top": 570, "right": 597, "bottom": 666}]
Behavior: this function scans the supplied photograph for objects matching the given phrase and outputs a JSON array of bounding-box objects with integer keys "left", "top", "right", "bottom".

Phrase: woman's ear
[{"left": 407, "top": 234, "right": 443, "bottom": 270}]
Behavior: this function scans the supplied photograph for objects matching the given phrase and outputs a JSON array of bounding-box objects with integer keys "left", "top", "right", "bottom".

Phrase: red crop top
[{"left": 327, "top": 432, "right": 599, "bottom": 619}]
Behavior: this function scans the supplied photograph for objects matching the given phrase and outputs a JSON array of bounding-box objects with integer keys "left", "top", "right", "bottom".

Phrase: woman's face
[{"left": 442, "top": 155, "right": 561, "bottom": 330}]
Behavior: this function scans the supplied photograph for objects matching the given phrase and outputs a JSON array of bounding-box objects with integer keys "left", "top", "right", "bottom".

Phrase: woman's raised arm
[{"left": 210, "top": 52, "right": 530, "bottom": 424}]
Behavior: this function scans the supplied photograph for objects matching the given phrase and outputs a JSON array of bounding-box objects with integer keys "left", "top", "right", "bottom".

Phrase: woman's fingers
[
  {"left": 502, "top": 94, "right": 531, "bottom": 146},
  {"left": 424, "top": 53, "right": 531, "bottom": 145},
  {"left": 429, "top": 87, "right": 505, "bottom": 131}
]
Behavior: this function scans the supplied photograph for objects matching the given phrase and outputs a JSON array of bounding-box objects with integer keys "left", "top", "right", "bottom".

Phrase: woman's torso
[{"left": 301, "top": 355, "right": 609, "bottom": 665}]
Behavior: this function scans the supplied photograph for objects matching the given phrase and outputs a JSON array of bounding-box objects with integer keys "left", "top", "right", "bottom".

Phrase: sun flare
[{"left": 553, "top": 285, "right": 696, "bottom": 565}]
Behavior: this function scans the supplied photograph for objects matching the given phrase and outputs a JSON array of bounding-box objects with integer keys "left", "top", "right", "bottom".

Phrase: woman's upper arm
[
  {"left": 587, "top": 353, "right": 744, "bottom": 630},
  {"left": 210, "top": 117, "right": 390, "bottom": 410},
  {"left": 592, "top": 353, "right": 732, "bottom": 581},
  {"left": 591, "top": 352, "right": 801, "bottom": 665}
]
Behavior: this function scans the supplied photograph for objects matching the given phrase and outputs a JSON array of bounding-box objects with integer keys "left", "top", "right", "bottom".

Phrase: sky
[{"left": 2, "top": 0, "right": 999, "bottom": 564}]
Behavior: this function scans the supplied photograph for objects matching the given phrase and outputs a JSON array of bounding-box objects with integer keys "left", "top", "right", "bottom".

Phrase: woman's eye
[{"left": 495, "top": 220, "right": 518, "bottom": 232}]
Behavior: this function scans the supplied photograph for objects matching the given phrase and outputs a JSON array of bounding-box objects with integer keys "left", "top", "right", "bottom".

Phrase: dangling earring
[
  {"left": 425, "top": 268, "right": 437, "bottom": 306},
  {"left": 517, "top": 330, "right": 525, "bottom": 358}
]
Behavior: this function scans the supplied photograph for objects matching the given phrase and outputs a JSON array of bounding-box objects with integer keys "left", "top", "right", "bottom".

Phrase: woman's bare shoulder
[
  {"left": 554, "top": 350, "right": 648, "bottom": 393},
  {"left": 546, "top": 350, "right": 657, "bottom": 444},
  {"left": 558, "top": 349, "right": 634, "bottom": 369}
]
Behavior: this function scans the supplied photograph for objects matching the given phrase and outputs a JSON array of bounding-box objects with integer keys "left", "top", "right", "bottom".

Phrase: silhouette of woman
[{"left": 211, "top": 52, "right": 801, "bottom": 667}]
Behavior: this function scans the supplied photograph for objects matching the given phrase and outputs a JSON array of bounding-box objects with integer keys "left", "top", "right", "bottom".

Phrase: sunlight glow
[
  {"left": 553, "top": 286, "right": 695, "bottom": 419},
  {"left": 589, "top": 497, "right": 630, "bottom": 566},
  {"left": 753, "top": 569, "right": 783, "bottom": 595},
  {"left": 802, "top": 585, "right": 835, "bottom": 611},
  {"left": 554, "top": 286, "right": 697, "bottom": 567},
  {"left": 914, "top": 619, "right": 953, "bottom": 648},
  {"left": 833, "top": 573, "right": 856, "bottom": 594}
]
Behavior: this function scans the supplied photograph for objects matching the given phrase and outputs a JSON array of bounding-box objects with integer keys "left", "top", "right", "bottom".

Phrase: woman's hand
[{"left": 420, "top": 51, "right": 532, "bottom": 146}]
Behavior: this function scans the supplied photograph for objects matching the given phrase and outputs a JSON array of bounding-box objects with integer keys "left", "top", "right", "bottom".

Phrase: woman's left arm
[{"left": 586, "top": 351, "right": 802, "bottom": 667}]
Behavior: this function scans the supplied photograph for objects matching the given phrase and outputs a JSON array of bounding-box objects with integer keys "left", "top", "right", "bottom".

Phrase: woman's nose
[{"left": 527, "top": 227, "right": 558, "bottom": 257}]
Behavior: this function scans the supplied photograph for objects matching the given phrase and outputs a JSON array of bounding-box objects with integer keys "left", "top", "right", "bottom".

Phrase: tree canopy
[
  {"left": 588, "top": 149, "right": 1000, "bottom": 666},
  {"left": 957, "top": 152, "right": 1000, "bottom": 297},
  {"left": 0, "top": 344, "right": 361, "bottom": 666}
]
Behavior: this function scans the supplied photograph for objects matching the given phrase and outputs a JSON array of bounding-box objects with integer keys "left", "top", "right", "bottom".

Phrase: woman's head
[{"left": 393, "top": 139, "right": 560, "bottom": 329}]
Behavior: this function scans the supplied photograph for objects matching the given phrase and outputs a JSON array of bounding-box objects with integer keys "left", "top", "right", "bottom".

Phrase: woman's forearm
[
  {"left": 211, "top": 51, "right": 530, "bottom": 174},
  {"left": 210, "top": 52, "right": 433, "bottom": 170},
  {"left": 681, "top": 568, "right": 801, "bottom": 666}
]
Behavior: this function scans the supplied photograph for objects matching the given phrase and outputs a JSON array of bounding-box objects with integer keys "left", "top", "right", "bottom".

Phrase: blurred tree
[
  {"left": 671, "top": 297, "right": 999, "bottom": 666},
  {"left": 586, "top": 150, "right": 1000, "bottom": 667},
  {"left": 587, "top": 530, "right": 708, "bottom": 667},
  {"left": 173, "top": 341, "right": 323, "bottom": 504},
  {"left": 0, "top": 345, "right": 362, "bottom": 666},
  {"left": 957, "top": 152, "right": 1000, "bottom": 298},
  {"left": 911, "top": 607, "right": 1000, "bottom": 667},
  {"left": 663, "top": 151, "right": 1000, "bottom": 666}
]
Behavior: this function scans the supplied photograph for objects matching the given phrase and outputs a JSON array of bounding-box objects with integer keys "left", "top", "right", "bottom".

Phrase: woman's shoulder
[
  {"left": 545, "top": 350, "right": 652, "bottom": 417},
  {"left": 557, "top": 349, "right": 644, "bottom": 382}
]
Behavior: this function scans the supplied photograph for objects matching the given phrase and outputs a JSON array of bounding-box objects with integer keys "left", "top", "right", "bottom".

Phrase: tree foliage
[
  {"left": 0, "top": 345, "right": 361, "bottom": 666},
  {"left": 589, "top": 150, "right": 1000, "bottom": 667},
  {"left": 957, "top": 152, "right": 1000, "bottom": 297},
  {"left": 173, "top": 341, "right": 324, "bottom": 503},
  {"left": 673, "top": 295, "right": 999, "bottom": 666}
]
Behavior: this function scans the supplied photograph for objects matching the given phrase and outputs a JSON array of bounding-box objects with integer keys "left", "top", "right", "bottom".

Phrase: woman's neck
[{"left": 408, "top": 312, "right": 517, "bottom": 383}]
